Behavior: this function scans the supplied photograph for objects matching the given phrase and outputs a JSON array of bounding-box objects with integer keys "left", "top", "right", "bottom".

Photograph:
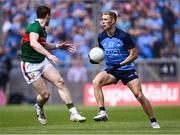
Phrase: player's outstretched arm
[
  {"left": 45, "top": 41, "right": 76, "bottom": 54},
  {"left": 58, "top": 42, "right": 76, "bottom": 53}
]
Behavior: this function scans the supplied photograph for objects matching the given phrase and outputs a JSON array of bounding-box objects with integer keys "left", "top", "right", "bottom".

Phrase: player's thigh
[
  {"left": 32, "top": 76, "right": 49, "bottom": 95},
  {"left": 42, "top": 65, "right": 63, "bottom": 84},
  {"left": 127, "top": 78, "right": 143, "bottom": 97},
  {"left": 93, "top": 71, "right": 118, "bottom": 87}
]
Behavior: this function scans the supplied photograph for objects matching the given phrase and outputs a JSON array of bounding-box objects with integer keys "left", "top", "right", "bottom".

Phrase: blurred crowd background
[{"left": 0, "top": 0, "right": 179, "bottom": 105}]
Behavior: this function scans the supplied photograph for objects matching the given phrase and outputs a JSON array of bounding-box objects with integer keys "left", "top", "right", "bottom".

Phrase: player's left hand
[{"left": 58, "top": 42, "right": 76, "bottom": 53}]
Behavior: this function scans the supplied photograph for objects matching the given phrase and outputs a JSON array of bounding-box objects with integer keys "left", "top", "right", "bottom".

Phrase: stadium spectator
[
  {"left": 161, "top": 30, "right": 179, "bottom": 59},
  {"left": 67, "top": 54, "right": 87, "bottom": 83},
  {"left": 0, "top": 46, "right": 12, "bottom": 105},
  {"left": 1, "top": 0, "right": 94, "bottom": 66},
  {"left": 1, "top": 0, "right": 179, "bottom": 63},
  {"left": 161, "top": 1, "right": 176, "bottom": 38},
  {"left": 116, "top": 13, "right": 132, "bottom": 32},
  {"left": 136, "top": 26, "right": 157, "bottom": 59}
]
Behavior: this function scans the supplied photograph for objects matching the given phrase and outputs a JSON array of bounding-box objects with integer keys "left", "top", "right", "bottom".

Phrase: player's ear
[{"left": 112, "top": 18, "right": 116, "bottom": 25}]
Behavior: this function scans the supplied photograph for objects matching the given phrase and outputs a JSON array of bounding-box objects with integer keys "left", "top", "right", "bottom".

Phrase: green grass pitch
[{"left": 0, "top": 105, "right": 180, "bottom": 134}]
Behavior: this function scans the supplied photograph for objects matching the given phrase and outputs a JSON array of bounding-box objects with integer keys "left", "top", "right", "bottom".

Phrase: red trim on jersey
[
  {"left": 22, "top": 62, "right": 31, "bottom": 80},
  {"left": 22, "top": 34, "right": 30, "bottom": 42},
  {"left": 22, "top": 34, "right": 46, "bottom": 45}
]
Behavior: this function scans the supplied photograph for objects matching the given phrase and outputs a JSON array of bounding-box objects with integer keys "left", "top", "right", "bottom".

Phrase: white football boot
[
  {"left": 70, "top": 113, "right": 86, "bottom": 122},
  {"left": 93, "top": 112, "right": 108, "bottom": 122},
  {"left": 34, "top": 103, "right": 47, "bottom": 125},
  {"left": 151, "top": 121, "right": 160, "bottom": 129}
]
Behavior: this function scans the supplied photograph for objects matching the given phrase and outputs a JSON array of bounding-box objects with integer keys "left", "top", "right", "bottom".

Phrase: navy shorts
[{"left": 105, "top": 69, "right": 138, "bottom": 85}]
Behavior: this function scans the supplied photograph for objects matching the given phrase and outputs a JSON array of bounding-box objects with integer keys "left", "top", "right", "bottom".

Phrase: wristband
[{"left": 56, "top": 44, "right": 59, "bottom": 49}]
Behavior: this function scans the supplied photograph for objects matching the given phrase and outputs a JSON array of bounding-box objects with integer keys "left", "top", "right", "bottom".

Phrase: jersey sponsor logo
[{"left": 105, "top": 49, "right": 121, "bottom": 57}]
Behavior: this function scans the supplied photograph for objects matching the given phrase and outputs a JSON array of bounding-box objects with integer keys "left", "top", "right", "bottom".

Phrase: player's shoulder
[
  {"left": 26, "top": 20, "right": 41, "bottom": 33},
  {"left": 116, "top": 28, "right": 130, "bottom": 37},
  {"left": 98, "top": 28, "right": 132, "bottom": 41},
  {"left": 28, "top": 20, "right": 40, "bottom": 28},
  {"left": 116, "top": 28, "right": 134, "bottom": 43}
]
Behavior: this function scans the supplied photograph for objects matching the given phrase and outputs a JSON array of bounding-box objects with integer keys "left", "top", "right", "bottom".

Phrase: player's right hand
[
  {"left": 59, "top": 42, "right": 76, "bottom": 53},
  {"left": 47, "top": 54, "right": 60, "bottom": 64}
]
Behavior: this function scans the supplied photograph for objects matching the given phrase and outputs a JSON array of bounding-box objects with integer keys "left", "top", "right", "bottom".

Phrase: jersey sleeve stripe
[{"left": 22, "top": 34, "right": 46, "bottom": 45}]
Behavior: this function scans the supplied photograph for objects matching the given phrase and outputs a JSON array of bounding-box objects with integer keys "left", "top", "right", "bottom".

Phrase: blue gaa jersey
[{"left": 98, "top": 27, "right": 135, "bottom": 71}]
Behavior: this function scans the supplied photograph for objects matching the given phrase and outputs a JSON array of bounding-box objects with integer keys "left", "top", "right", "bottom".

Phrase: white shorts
[{"left": 21, "top": 58, "right": 53, "bottom": 84}]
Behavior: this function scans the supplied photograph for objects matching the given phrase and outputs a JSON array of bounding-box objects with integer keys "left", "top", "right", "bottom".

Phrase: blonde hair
[{"left": 102, "top": 10, "right": 118, "bottom": 23}]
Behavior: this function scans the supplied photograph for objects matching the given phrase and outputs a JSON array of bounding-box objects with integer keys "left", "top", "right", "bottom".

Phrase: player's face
[{"left": 101, "top": 14, "right": 114, "bottom": 30}]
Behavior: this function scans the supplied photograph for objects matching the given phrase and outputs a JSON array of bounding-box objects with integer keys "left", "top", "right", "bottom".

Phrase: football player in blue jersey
[{"left": 90, "top": 11, "right": 160, "bottom": 128}]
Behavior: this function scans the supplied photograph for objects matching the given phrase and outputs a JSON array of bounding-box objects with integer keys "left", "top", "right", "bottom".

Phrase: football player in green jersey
[{"left": 21, "top": 6, "right": 86, "bottom": 125}]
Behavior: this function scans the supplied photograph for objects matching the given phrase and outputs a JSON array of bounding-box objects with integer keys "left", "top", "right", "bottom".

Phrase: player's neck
[
  {"left": 106, "top": 26, "right": 116, "bottom": 37},
  {"left": 37, "top": 19, "right": 46, "bottom": 27}
]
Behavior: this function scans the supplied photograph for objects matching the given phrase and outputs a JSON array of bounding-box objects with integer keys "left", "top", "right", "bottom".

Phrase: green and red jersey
[{"left": 21, "top": 20, "right": 47, "bottom": 63}]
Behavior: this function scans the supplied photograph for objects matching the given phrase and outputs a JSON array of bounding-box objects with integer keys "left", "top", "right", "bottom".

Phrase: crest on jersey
[
  {"left": 108, "top": 42, "right": 114, "bottom": 47},
  {"left": 117, "top": 40, "right": 123, "bottom": 47}
]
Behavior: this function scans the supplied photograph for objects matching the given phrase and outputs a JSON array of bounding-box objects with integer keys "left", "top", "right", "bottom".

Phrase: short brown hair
[
  {"left": 36, "top": 6, "right": 51, "bottom": 19},
  {"left": 102, "top": 11, "right": 117, "bottom": 23}
]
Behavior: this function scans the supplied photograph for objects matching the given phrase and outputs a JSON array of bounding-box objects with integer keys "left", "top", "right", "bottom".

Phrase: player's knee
[
  {"left": 135, "top": 93, "right": 145, "bottom": 103},
  {"left": 92, "top": 80, "right": 101, "bottom": 89},
  {"left": 56, "top": 78, "right": 65, "bottom": 87},
  {"left": 41, "top": 91, "right": 50, "bottom": 100},
  {"left": 134, "top": 92, "right": 139, "bottom": 98}
]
